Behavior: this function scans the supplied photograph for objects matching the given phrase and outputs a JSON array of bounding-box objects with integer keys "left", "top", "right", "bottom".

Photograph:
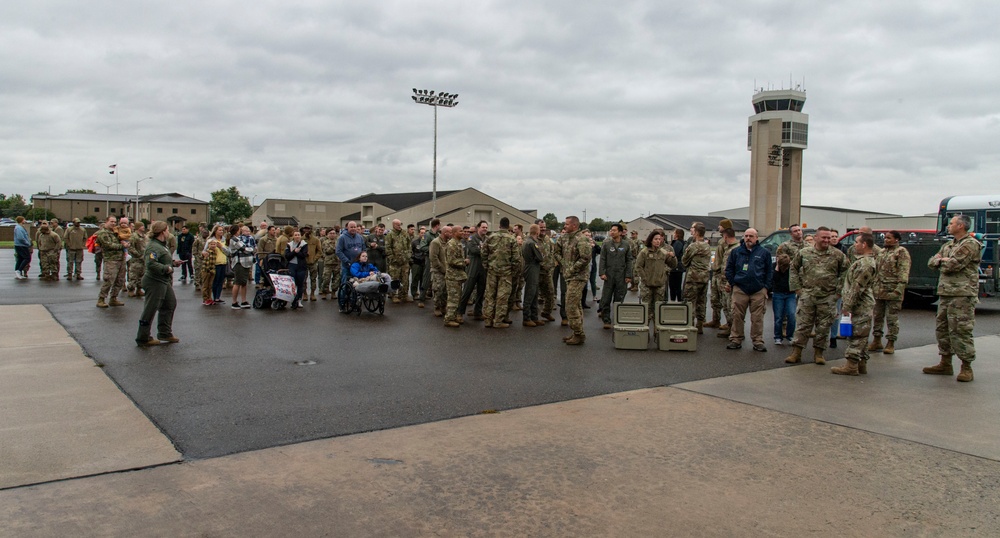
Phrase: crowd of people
[{"left": 8, "top": 213, "right": 983, "bottom": 379}]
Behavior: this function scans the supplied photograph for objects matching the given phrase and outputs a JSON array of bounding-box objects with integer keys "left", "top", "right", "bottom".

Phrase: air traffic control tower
[{"left": 747, "top": 89, "right": 808, "bottom": 235}]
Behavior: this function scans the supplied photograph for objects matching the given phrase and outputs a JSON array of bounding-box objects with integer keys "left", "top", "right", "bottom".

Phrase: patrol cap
[{"left": 73, "top": 218, "right": 80, "bottom": 223}]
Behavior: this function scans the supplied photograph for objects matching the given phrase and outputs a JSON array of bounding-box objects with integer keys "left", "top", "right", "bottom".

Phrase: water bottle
[{"left": 839, "top": 313, "right": 853, "bottom": 338}]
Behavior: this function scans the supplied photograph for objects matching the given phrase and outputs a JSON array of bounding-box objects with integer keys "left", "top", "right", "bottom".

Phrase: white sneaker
[{"left": 774, "top": 338, "right": 783, "bottom": 346}]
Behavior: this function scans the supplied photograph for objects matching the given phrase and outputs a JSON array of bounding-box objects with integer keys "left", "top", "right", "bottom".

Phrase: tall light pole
[
  {"left": 96, "top": 180, "right": 114, "bottom": 217},
  {"left": 411, "top": 88, "right": 459, "bottom": 218},
  {"left": 136, "top": 177, "right": 152, "bottom": 222}
]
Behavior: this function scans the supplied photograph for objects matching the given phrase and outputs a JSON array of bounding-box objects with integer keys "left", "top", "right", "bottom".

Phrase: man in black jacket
[{"left": 725, "top": 229, "right": 773, "bottom": 352}]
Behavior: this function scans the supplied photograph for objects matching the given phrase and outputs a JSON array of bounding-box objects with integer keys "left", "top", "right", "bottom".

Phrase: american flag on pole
[{"left": 109, "top": 164, "right": 116, "bottom": 175}]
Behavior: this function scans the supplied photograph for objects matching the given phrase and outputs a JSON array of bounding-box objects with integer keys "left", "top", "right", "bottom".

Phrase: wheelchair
[{"left": 338, "top": 278, "right": 399, "bottom": 316}]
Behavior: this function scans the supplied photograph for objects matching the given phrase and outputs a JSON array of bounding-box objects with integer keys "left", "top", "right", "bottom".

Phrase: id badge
[{"left": 742, "top": 263, "right": 749, "bottom": 271}]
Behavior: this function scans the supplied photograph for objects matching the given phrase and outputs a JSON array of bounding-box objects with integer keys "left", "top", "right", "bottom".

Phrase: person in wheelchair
[{"left": 349, "top": 251, "right": 392, "bottom": 293}]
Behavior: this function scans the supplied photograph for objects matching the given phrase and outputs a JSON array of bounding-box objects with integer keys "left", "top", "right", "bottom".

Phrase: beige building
[
  {"left": 32, "top": 192, "right": 208, "bottom": 226},
  {"left": 747, "top": 88, "right": 808, "bottom": 236},
  {"left": 251, "top": 188, "right": 537, "bottom": 231}
]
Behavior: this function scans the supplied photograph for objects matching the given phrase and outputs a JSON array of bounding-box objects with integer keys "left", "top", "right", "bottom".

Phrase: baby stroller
[
  {"left": 253, "top": 254, "right": 293, "bottom": 310},
  {"left": 339, "top": 276, "right": 400, "bottom": 316}
]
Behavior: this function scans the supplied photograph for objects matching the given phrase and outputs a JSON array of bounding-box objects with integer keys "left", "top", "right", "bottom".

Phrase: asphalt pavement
[{"left": 4, "top": 249, "right": 1000, "bottom": 460}]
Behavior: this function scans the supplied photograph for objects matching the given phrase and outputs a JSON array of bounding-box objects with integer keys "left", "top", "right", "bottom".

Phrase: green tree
[
  {"left": 587, "top": 218, "right": 610, "bottom": 232},
  {"left": 542, "top": 212, "right": 559, "bottom": 231},
  {"left": 0, "top": 193, "right": 28, "bottom": 218},
  {"left": 209, "top": 186, "right": 252, "bottom": 224},
  {"left": 24, "top": 207, "right": 56, "bottom": 221}
]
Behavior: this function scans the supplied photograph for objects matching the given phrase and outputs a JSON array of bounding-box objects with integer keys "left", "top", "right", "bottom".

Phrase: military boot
[
  {"left": 957, "top": 361, "right": 974, "bottom": 382},
  {"left": 813, "top": 347, "right": 826, "bottom": 365},
  {"left": 109, "top": 298, "right": 125, "bottom": 307},
  {"left": 923, "top": 355, "right": 953, "bottom": 375},
  {"left": 867, "top": 337, "right": 883, "bottom": 352},
  {"left": 831, "top": 358, "right": 860, "bottom": 376},
  {"left": 858, "top": 357, "right": 868, "bottom": 375},
  {"left": 96, "top": 298, "right": 108, "bottom": 308},
  {"left": 565, "top": 334, "right": 585, "bottom": 345},
  {"left": 883, "top": 340, "right": 895, "bottom": 354},
  {"left": 128, "top": 289, "right": 136, "bottom": 297},
  {"left": 703, "top": 318, "right": 720, "bottom": 329},
  {"left": 784, "top": 346, "right": 803, "bottom": 364},
  {"left": 697, "top": 321, "right": 704, "bottom": 335}
]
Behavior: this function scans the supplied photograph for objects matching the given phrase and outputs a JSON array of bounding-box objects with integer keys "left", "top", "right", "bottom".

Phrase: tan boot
[
  {"left": 923, "top": 355, "right": 954, "bottom": 375},
  {"left": 858, "top": 357, "right": 868, "bottom": 375},
  {"left": 813, "top": 347, "right": 826, "bottom": 365},
  {"left": 717, "top": 324, "right": 730, "bottom": 332},
  {"left": 565, "top": 334, "right": 585, "bottom": 345},
  {"left": 957, "top": 361, "right": 974, "bottom": 382},
  {"left": 96, "top": 298, "right": 108, "bottom": 308},
  {"left": 127, "top": 289, "right": 136, "bottom": 297},
  {"left": 444, "top": 321, "right": 460, "bottom": 328},
  {"left": 831, "top": 358, "right": 860, "bottom": 376},
  {"left": 523, "top": 320, "right": 537, "bottom": 327},
  {"left": 784, "top": 346, "right": 803, "bottom": 364},
  {"left": 109, "top": 298, "right": 125, "bottom": 307},
  {"left": 703, "top": 319, "right": 720, "bottom": 329},
  {"left": 867, "top": 337, "right": 883, "bottom": 352},
  {"left": 697, "top": 321, "right": 704, "bottom": 335},
  {"left": 310, "top": 293, "right": 317, "bottom": 301},
  {"left": 883, "top": 341, "right": 895, "bottom": 354}
]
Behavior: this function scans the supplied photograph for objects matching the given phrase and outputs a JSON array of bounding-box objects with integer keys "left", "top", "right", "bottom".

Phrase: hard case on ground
[
  {"left": 654, "top": 302, "right": 697, "bottom": 351},
  {"left": 613, "top": 302, "right": 649, "bottom": 350}
]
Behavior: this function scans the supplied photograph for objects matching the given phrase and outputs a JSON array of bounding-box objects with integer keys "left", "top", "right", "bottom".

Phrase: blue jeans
[
  {"left": 289, "top": 262, "right": 308, "bottom": 305},
  {"left": 772, "top": 292, "right": 797, "bottom": 340},
  {"left": 212, "top": 265, "right": 227, "bottom": 301}
]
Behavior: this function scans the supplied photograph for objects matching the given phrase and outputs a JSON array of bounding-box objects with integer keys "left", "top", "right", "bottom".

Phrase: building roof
[
  {"left": 344, "top": 190, "right": 461, "bottom": 211},
  {"left": 33, "top": 192, "right": 133, "bottom": 203},
  {"left": 646, "top": 214, "right": 750, "bottom": 232},
  {"left": 139, "top": 193, "right": 207, "bottom": 204},
  {"left": 32, "top": 192, "right": 206, "bottom": 204},
  {"left": 801, "top": 204, "right": 898, "bottom": 216}
]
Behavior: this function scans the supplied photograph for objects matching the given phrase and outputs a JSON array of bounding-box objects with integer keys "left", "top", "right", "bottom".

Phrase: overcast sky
[{"left": 2, "top": 1, "right": 997, "bottom": 222}]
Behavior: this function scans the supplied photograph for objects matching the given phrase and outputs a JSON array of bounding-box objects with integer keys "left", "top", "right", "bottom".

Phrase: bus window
[{"left": 987, "top": 211, "right": 1000, "bottom": 235}]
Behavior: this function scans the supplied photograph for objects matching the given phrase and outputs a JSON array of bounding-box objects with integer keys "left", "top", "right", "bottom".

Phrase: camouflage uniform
[
  {"left": 681, "top": 240, "right": 712, "bottom": 325},
  {"left": 929, "top": 234, "right": 981, "bottom": 363},
  {"left": 305, "top": 233, "right": 322, "bottom": 298},
  {"left": 710, "top": 240, "right": 738, "bottom": 326},
  {"left": 482, "top": 229, "right": 519, "bottom": 326},
  {"left": 429, "top": 235, "right": 448, "bottom": 315},
  {"left": 633, "top": 246, "right": 677, "bottom": 321},
  {"left": 96, "top": 227, "right": 127, "bottom": 302},
  {"left": 628, "top": 237, "right": 642, "bottom": 291},
  {"left": 847, "top": 242, "right": 882, "bottom": 265},
  {"left": 37, "top": 229, "right": 63, "bottom": 280},
  {"left": 776, "top": 239, "right": 806, "bottom": 265},
  {"left": 443, "top": 237, "right": 468, "bottom": 324},
  {"left": 64, "top": 225, "right": 87, "bottom": 278},
  {"left": 537, "top": 235, "right": 557, "bottom": 318},
  {"left": 507, "top": 235, "right": 525, "bottom": 314},
  {"left": 320, "top": 236, "right": 340, "bottom": 297},
  {"left": 789, "top": 245, "right": 849, "bottom": 351},
  {"left": 385, "top": 229, "right": 411, "bottom": 302},
  {"left": 872, "top": 244, "right": 911, "bottom": 343},
  {"left": 127, "top": 232, "right": 148, "bottom": 295},
  {"left": 841, "top": 254, "right": 877, "bottom": 366},
  {"left": 192, "top": 233, "right": 207, "bottom": 291},
  {"left": 556, "top": 229, "right": 592, "bottom": 338}
]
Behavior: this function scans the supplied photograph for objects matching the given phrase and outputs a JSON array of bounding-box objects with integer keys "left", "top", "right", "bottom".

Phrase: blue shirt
[
  {"left": 336, "top": 232, "right": 365, "bottom": 265},
  {"left": 14, "top": 224, "right": 30, "bottom": 247}
]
